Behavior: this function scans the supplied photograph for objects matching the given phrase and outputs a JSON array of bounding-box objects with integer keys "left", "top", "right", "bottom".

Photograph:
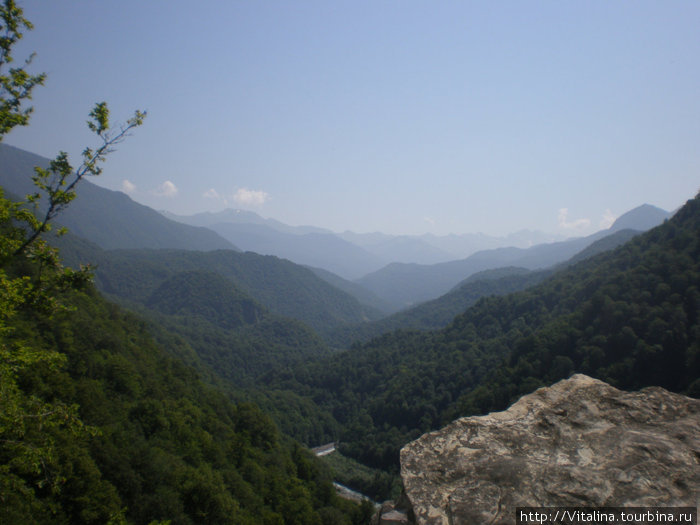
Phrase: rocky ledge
[{"left": 399, "top": 374, "right": 700, "bottom": 525}]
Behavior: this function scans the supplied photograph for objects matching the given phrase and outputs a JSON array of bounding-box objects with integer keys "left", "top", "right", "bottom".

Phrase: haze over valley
[{"left": 1, "top": 2, "right": 698, "bottom": 523}]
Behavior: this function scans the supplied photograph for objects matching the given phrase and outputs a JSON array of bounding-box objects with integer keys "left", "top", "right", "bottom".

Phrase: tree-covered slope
[
  {"left": 48, "top": 236, "right": 338, "bottom": 384},
  {"left": 355, "top": 228, "right": 615, "bottom": 310},
  {"left": 145, "top": 270, "right": 267, "bottom": 329},
  {"left": 3, "top": 281, "right": 374, "bottom": 524},
  {"left": 129, "top": 269, "right": 329, "bottom": 386},
  {"left": 326, "top": 229, "right": 643, "bottom": 348},
  {"left": 140, "top": 301, "right": 330, "bottom": 387},
  {"left": 264, "top": 193, "right": 700, "bottom": 474},
  {"left": 307, "top": 265, "right": 393, "bottom": 316},
  {"left": 90, "top": 248, "right": 377, "bottom": 338},
  {"left": 326, "top": 267, "right": 544, "bottom": 347},
  {"left": 0, "top": 143, "right": 237, "bottom": 251}
]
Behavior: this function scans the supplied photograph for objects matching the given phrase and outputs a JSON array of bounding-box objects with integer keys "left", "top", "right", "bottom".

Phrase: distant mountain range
[
  {"left": 354, "top": 205, "right": 670, "bottom": 310},
  {"left": 211, "top": 223, "right": 386, "bottom": 280},
  {"left": 326, "top": 228, "right": 644, "bottom": 347},
  {"left": 163, "top": 208, "right": 570, "bottom": 279},
  {"left": 2, "top": 142, "right": 671, "bottom": 319},
  {"left": 0, "top": 143, "right": 236, "bottom": 251},
  {"left": 339, "top": 229, "right": 567, "bottom": 262},
  {"left": 162, "top": 208, "right": 330, "bottom": 235},
  {"left": 164, "top": 200, "right": 669, "bottom": 303}
]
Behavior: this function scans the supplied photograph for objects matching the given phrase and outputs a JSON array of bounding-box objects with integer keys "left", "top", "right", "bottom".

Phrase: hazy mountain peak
[
  {"left": 161, "top": 208, "right": 267, "bottom": 226},
  {"left": 163, "top": 208, "right": 331, "bottom": 235},
  {"left": 609, "top": 203, "right": 670, "bottom": 232}
]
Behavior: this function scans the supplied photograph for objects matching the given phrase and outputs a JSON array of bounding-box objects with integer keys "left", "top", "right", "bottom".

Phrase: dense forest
[
  {"left": 25, "top": 193, "right": 697, "bottom": 505},
  {"left": 1, "top": 279, "right": 373, "bottom": 524},
  {"left": 261, "top": 194, "right": 699, "bottom": 478}
]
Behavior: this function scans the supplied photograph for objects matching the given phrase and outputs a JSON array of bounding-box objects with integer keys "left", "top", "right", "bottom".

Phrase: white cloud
[
  {"left": 233, "top": 188, "right": 269, "bottom": 206},
  {"left": 558, "top": 208, "right": 591, "bottom": 231},
  {"left": 423, "top": 216, "right": 436, "bottom": 226},
  {"left": 153, "top": 180, "right": 178, "bottom": 198},
  {"left": 203, "top": 188, "right": 222, "bottom": 200},
  {"left": 599, "top": 209, "right": 617, "bottom": 229},
  {"left": 121, "top": 179, "right": 136, "bottom": 194},
  {"left": 200, "top": 186, "right": 269, "bottom": 208}
]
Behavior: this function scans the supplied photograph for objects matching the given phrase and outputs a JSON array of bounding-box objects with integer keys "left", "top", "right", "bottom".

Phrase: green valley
[
  {"left": 260, "top": 194, "right": 699, "bottom": 481},
  {"left": 1, "top": 2, "right": 698, "bottom": 521}
]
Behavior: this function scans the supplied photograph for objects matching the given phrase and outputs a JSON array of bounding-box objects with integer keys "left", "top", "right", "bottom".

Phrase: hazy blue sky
[{"left": 5, "top": 1, "right": 699, "bottom": 236}]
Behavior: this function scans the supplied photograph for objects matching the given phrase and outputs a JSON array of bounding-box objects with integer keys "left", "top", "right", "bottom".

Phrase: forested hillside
[
  {"left": 90, "top": 248, "right": 381, "bottom": 338},
  {"left": 355, "top": 228, "right": 615, "bottom": 309},
  {"left": 262, "top": 194, "right": 700, "bottom": 478},
  {"left": 327, "top": 229, "right": 642, "bottom": 348},
  {"left": 140, "top": 270, "right": 331, "bottom": 384},
  {"left": 46, "top": 234, "right": 340, "bottom": 388},
  {"left": 0, "top": 144, "right": 371, "bottom": 525},
  {"left": 0, "top": 143, "right": 238, "bottom": 252},
  {"left": 2, "top": 282, "right": 373, "bottom": 524},
  {"left": 354, "top": 208, "right": 667, "bottom": 311}
]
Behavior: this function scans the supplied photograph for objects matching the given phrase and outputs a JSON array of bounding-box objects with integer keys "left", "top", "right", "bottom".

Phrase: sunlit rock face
[{"left": 400, "top": 374, "right": 700, "bottom": 525}]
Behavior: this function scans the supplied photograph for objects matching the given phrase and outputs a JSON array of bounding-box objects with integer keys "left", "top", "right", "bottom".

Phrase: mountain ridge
[
  {"left": 326, "top": 229, "right": 643, "bottom": 348},
  {"left": 260, "top": 193, "right": 699, "bottom": 479},
  {"left": 355, "top": 204, "right": 669, "bottom": 310},
  {"left": 69, "top": 245, "right": 381, "bottom": 338},
  {"left": 0, "top": 143, "right": 237, "bottom": 251},
  {"left": 208, "top": 222, "right": 385, "bottom": 280}
]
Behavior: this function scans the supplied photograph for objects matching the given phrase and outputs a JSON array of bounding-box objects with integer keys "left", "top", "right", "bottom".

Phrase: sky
[{"left": 5, "top": 1, "right": 699, "bottom": 236}]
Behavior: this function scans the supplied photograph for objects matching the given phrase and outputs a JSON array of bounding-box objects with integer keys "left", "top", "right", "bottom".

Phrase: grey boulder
[{"left": 400, "top": 374, "right": 700, "bottom": 524}]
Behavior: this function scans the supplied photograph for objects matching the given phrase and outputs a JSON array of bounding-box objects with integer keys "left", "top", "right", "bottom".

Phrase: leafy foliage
[
  {"left": 17, "top": 104, "right": 145, "bottom": 258},
  {"left": 0, "top": 0, "right": 45, "bottom": 136},
  {"left": 5, "top": 284, "right": 367, "bottom": 523},
  {"left": 0, "top": 2, "right": 144, "bottom": 516}
]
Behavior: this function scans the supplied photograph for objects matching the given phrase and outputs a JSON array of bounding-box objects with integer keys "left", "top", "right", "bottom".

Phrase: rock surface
[
  {"left": 371, "top": 501, "right": 410, "bottom": 524},
  {"left": 400, "top": 374, "right": 700, "bottom": 525}
]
